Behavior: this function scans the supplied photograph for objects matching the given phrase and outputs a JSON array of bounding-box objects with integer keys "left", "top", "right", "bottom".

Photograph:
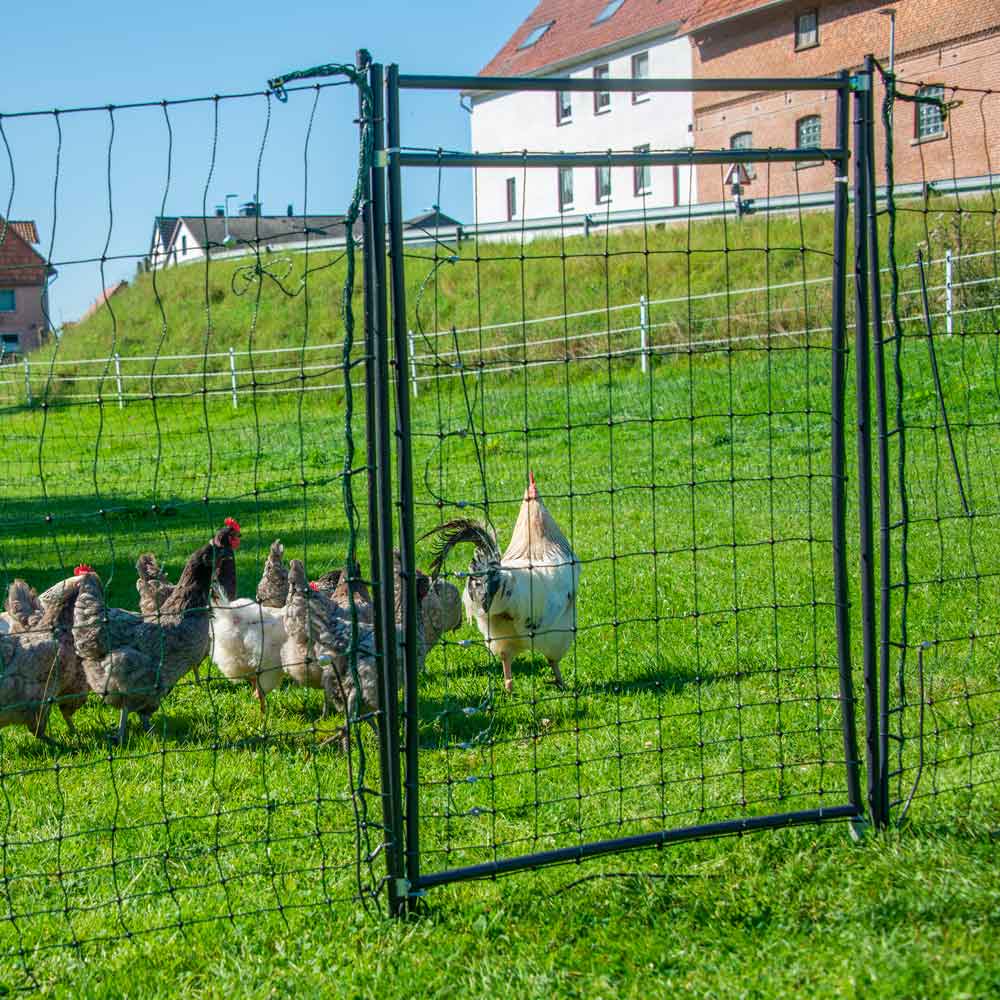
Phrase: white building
[{"left": 468, "top": 0, "right": 695, "bottom": 228}]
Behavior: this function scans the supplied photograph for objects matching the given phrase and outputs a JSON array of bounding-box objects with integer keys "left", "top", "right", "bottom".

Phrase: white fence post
[
  {"left": 113, "top": 352, "right": 124, "bottom": 408},
  {"left": 945, "top": 248, "right": 954, "bottom": 336},
  {"left": 408, "top": 329, "right": 418, "bottom": 397},
  {"left": 639, "top": 294, "right": 649, "bottom": 374},
  {"left": 23, "top": 356, "right": 31, "bottom": 406},
  {"left": 229, "top": 347, "right": 238, "bottom": 408}
]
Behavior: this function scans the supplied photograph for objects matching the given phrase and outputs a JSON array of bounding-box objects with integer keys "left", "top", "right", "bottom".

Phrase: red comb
[
  {"left": 224, "top": 517, "right": 241, "bottom": 533},
  {"left": 309, "top": 581, "right": 319, "bottom": 591},
  {"left": 527, "top": 469, "right": 538, "bottom": 499},
  {"left": 74, "top": 564, "right": 94, "bottom": 576}
]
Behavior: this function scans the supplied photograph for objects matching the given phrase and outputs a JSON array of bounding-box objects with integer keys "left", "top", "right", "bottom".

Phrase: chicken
[
  {"left": 281, "top": 558, "right": 379, "bottom": 736},
  {"left": 135, "top": 553, "right": 173, "bottom": 617},
  {"left": 210, "top": 584, "right": 286, "bottom": 714},
  {"left": 426, "top": 471, "right": 580, "bottom": 694},
  {"left": 412, "top": 570, "right": 463, "bottom": 667},
  {"left": 0, "top": 575, "right": 89, "bottom": 740},
  {"left": 72, "top": 523, "right": 239, "bottom": 742},
  {"left": 256, "top": 539, "right": 289, "bottom": 608}
]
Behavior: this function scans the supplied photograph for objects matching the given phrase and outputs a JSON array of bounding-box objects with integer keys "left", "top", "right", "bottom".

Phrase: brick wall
[{"left": 690, "top": 0, "right": 1000, "bottom": 202}]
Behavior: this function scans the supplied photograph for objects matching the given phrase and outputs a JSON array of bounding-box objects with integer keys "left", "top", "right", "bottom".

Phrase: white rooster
[{"left": 426, "top": 472, "right": 579, "bottom": 694}]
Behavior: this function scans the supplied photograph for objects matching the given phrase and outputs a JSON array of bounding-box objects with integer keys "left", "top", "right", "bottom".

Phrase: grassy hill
[{"left": 10, "top": 190, "right": 994, "bottom": 407}]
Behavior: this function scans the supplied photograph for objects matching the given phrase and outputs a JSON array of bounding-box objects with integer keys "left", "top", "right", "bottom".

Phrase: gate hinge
[{"left": 849, "top": 73, "right": 871, "bottom": 93}]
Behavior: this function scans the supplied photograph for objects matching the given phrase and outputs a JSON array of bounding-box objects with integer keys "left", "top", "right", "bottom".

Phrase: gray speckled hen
[
  {"left": 281, "top": 558, "right": 379, "bottom": 735},
  {"left": 0, "top": 575, "right": 88, "bottom": 740},
  {"left": 255, "top": 539, "right": 290, "bottom": 609},
  {"left": 73, "top": 524, "right": 238, "bottom": 742}
]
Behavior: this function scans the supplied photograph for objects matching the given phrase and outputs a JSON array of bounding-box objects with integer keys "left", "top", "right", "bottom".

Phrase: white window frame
[
  {"left": 556, "top": 90, "right": 572, "bottom": 125},
  {"left": 558, "top": 167, "right": 574, "bottom": 212},
  {"left": 633, "top": 144, "right": 651, "bottom": 196},
  {"left": 916, "top": 85, "right": 946, "bottom": 140},
  {"left": 594, "top": 65, "right": 611, "bottom": 114},
  {"left": 794, "top": 10, "right": 819, "bottom": 50},
  {"left": 631, "top": 51, "right": 650, "bottom": 104},
  {"left": 595, "top": 165, "right": 612, "bottom": 204}
]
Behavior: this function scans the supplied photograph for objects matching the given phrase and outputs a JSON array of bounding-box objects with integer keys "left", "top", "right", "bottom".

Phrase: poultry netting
[
  {"left": 873, "top": 68, "right": 1000, "bottom": 827},
  {"left": 0, "top": 71, "right": 390, "bottom": 989},
  {"left": 397, "top": 122, "right": 861, "bottom": 884}
]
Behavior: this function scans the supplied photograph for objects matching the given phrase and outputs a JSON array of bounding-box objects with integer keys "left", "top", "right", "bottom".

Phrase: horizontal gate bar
[
  {"left": 397, "top": 148, "right": 847, "bottom": 169},
  {"left": 414, "top": 803, "right": 859, "bottom": 890},
  {"left": 399, "top": 74, "right": 850, "bottom": 94}
]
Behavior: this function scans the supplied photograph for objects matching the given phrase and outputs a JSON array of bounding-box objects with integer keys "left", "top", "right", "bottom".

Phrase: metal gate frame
[{"left": 362, "top": 62, "right": 868, "bottom": 912}]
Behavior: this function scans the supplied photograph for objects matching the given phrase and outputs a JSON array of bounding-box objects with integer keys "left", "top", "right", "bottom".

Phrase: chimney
[
  {"left": 215, "top": 206, "right": 225, "bottom": 217},
  {"left": 287, "top": 203, "right": 294, "bottom": 217}
]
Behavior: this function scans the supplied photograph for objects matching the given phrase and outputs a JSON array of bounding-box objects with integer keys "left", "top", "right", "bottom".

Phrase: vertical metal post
[
  {"left": 865, "top": 54, "right": 892, "bottom": 827},
  {"left": 408, "top": 329, "right": 418, "bottom": 397},
  {"left": 229, "top": 347, "right": 238, "bottom": 408},
  {"left": 114, "top": 353, "right": 124, "bottom": 408},
  {"left": 639, "top": 294, "right": 648, "bottom": 373},
  {"left": 22, "top": 357, "right": 31, "bottom": 407},
  {"left": 853, "top": 67, "right": 881, "bottom": 828},
  {"left": 386, "top": 63, "right": 422, "bottom": 907},
  {"left": 831, "top": 72, "right": 864, "bottom": 819},
  {"left": 945, "top": 248, "right": 953, "bottom": 336},
  {"left": 359, "top": 52, "right": 405, "bottom": 917}
]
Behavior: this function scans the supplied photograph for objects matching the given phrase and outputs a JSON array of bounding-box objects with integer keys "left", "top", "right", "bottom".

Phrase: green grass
[{"left": 0, "top": 199, "right": 998, "bottom": 996}]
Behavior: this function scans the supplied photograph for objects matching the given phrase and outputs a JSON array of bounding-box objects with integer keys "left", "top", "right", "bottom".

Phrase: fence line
[{"left": 1, "top": 245, "right": 994, "bottom": 407}]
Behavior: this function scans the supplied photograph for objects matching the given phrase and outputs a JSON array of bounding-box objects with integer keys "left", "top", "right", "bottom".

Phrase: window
[
  {"left": 518, "top": 21, "right": 553, "bottom": 49},
  {"left": 506, "top": 177, "right": 518, "bottom": 221},
  {"left": 0, "top": 289, "right": 14, "bottom": 312},
  {"left": 633, "top": 144, "right": 651, "bottom": 196},
  {"left": 181, "top": 235, "right": 188, "bottom": 255},
  {"left": 795, "top": 10, "right": 818, "bottom": 49},
  {"left": 730, "top": 132, "right": 755, "bottom": 179},
  {"left": 558, "top": 167, "right": 574, "bottom": 212},
  {"left": 916, "top": 85, "right": 945, "bottom": 139},
  {"left": 796, "top": 115, "right": 822, "bottom": 148},
  {"left": 594, "top": 64, "right": 611, "bottom": 114},
  {"left": 596, "top": 165, "right": 612, "bottom": 204},
  {"left": 631, "top": 51, "right": 649, "bottom": 103},
  {"left": 556, "top": 90, "right": 572, "bottom": 124},
  {"left": 593, "top": 0, "right": 626, "bottom": 23},
  {"left": 1, "top": 334, "right": 18, "bottom": 349}
]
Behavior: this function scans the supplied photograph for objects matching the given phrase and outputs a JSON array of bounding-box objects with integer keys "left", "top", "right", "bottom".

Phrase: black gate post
[
  {"left": 358, "top": 51, "right": 406, "bottom": 915},
  {"left": 863, "top": 53, "right": 892, "bottom": 828},
  {"left": 831, "top": 71, "right": 865, "bottom": 821},
  {"left": 385, "top": 63, "right": 423, "bottom": 909},
  {"left": 852, "top": 64, "right": 882, "bottom": 828}
]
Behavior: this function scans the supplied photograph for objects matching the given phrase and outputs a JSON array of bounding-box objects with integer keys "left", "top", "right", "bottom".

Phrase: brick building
[
  {"left": 689, "top": 0, "right": 1000, "bottom": 202},
  {"left": 0, "top": 220, "right": 51, "bottom": 357}
]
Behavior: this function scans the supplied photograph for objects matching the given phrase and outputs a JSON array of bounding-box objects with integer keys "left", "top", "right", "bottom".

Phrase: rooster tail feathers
[
  {"left": 136, "top": 553, "right": 164, "bottom": 583},
  {"left": 422, "top": 519, "right": 499, "bottom": 579},
  {"left": 72, "top": 572, "right": 109, "bottom": 661}
]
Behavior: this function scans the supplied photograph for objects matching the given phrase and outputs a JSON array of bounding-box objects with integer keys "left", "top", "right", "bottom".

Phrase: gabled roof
[
  {"left": 79, "top": 281, "right": 128, "bottom": 322},
  {"left": 479, "top": 0, "right": 696, "bottom": 78},
  {"left": 0, "top": 218, "right": 49, "bottom": 285},
  {"left": 686, "top": 0, "right": 793, "bottom": 32},
  {"left": 152, "top": 216, "right": 179, "bottom": 255},
  {"left": 403, "top": 209, "right": 463, "bottom": 231},
  {"left": 154, "top": 214, "right": 361, "bottom": 257}
]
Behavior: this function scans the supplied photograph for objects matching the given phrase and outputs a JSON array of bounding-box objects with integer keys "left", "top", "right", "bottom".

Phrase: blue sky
[{"left": 2, "top": 1, "right": 536, "bottom": 323}]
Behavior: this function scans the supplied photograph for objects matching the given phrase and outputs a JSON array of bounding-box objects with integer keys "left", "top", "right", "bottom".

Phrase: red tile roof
[
  {"left": 479, "top": 0, "right": 697, "bottom": 78},
  {"left": 686, "top": 0, "right": 792, "bottom": 32},
  {"left": 0, "top": 219, "right": 48, "bottom": 285}
]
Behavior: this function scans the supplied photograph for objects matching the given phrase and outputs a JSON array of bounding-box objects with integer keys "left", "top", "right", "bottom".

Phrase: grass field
[{"left": 1, "top": 203, "right": 999, "bottom": 996}]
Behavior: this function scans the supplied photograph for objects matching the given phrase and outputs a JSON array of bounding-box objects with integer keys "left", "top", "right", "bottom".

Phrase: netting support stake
[
  {"left": 113, "top": 352, "right": 124, "bottom": 409},
  {"left": 229, "top": 347, "right": 238, "bottom": 408},
  {"left": 945, "top": 248, "right": 953, "bottom": 336},
  {"left": 408, "top": 329, "right": 418, "bottom": 396},
  {"left": 639, "top": 294, "right": 649, "bottom": 373},
  {"left": 22, "top": 356, "right": 31, "bottom": 407},
  {"left": 852, "top": 63, "right": 882, "bottom": 828}
]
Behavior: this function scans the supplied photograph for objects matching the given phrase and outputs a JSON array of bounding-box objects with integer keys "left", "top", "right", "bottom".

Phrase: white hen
[
  {"left": 210, "top": 587, "right": 286, "bottom": 713},
  {"left": 427, "top": 472, "right": 580, "bottom": 694}
]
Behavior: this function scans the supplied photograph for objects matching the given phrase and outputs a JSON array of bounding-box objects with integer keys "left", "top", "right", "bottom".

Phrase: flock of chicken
[{"left": 0, "top": 474, "right": 580, "bottom": 747}]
